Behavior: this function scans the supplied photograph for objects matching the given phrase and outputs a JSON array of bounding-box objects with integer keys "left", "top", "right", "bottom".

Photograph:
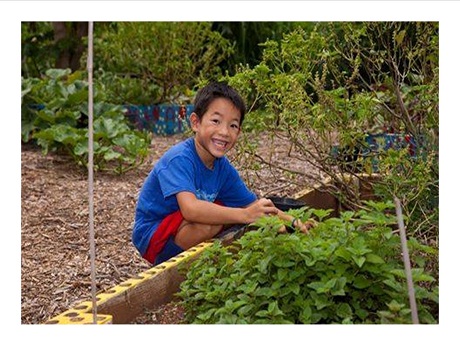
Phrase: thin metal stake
[
  {"left": 87, "top": 21, "right": 97, "bottom": 324},
  {"left": 394, "top": 197, "right": 419, "bottom": 324}
]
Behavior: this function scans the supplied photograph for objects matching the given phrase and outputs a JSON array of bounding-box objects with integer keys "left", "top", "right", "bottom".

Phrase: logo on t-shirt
[{"left": 196, "top": 189, "right": 217, "bottom": 202}]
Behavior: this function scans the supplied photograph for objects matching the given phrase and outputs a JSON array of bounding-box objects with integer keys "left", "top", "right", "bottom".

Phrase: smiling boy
[{"left": 132, "top": 82, "right": 308, "bottom": 265}]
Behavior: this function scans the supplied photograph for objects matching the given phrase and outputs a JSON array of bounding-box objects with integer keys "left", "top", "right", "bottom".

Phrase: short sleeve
[
  {"left": 217, "top": 162, "right": 257, "bottom": 207},
  {"left": 157, "top": 155, "right": 196, "bottom": 199}
]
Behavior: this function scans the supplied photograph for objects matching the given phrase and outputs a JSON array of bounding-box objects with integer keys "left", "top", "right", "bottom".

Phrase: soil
[{"left": 21, "top": 132, "right": 319, "bottom": 324}]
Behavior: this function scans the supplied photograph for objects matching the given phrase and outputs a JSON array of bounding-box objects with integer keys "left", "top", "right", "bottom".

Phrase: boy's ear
[{"left": 189, "top": 112, "right": 200, "bottom": 131}]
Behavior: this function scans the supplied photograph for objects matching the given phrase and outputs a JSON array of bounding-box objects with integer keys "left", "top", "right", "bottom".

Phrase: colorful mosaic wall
[
  {"left": 331, "top": 133, "right": 420, "bottom": 172},
  {"left": 124, "top": 104, "right": 193, "bottom": 135}
]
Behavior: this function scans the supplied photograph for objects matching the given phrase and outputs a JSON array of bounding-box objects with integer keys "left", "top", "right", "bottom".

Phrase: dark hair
[{"left": 193, "top": 82, "right": 246, "bottom": 124}]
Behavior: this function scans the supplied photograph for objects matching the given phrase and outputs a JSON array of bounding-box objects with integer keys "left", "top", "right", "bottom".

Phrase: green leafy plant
[
  {"left": 92, "top": 22, "right": 233, "bottom": 104},
  {"left": 21, "top": 68, "right": 150, "bottom": 174},
  {"left": 224, "top": 22, "right": 438, "bottom": 244},
  {"left": 177, "top": 201, "right": 438, "bottom": 324}
]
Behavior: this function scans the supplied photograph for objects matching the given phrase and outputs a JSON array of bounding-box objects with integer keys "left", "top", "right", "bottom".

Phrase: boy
[{"left": 132, "top": 82, "right": 309, "bottom": 265}]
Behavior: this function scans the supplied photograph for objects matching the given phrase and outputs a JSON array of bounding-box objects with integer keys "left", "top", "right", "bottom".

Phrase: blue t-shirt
[{"left": 132, "top": 137, "right": 257, "bottom": 256}]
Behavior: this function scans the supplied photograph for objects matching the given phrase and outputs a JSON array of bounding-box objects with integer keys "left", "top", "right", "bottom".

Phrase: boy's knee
[
  {"left": 174, "top": 222, "right": 223, "bottom": 249},
  {"left": 204, "top": 224, "right": 223, "bottom": 236}
]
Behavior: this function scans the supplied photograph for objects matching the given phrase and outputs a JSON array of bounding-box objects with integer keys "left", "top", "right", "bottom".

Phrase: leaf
[
  {"left": 255, "top": 310, "right": 269, "bottom": 317},
  {"left": 237, "top": 304, "right": 254, "bottom": 316},
  {"left": 336, "top": 303, "right": 353, "bottom": 319},
  {"left": 288, "top": 282, "right": 300, "bottom": 295},
  {"left": 299, "top": 305, "right": 312, "bottom": 323},
  {"left": 307, "top": 281, "right": 324, "bottom": 293},
  {"left": 36, "top": 109, "right": 57, "bottom": 123},
  {"left": 73, "top": 141, "right": 88, "bottom": 156},
  {"left": 410, "top": 268, "right": 436, "bottom": 283},
  {"left": 254, "top": 287, "right": 275, "bottom": 298},
  {"left": 324, "top": 277, "right": 337, "bottom": 290},
  {"left": 335, "top": 247, "right": 351, "bottom": 261},
  {"left": 241, "top": 281, "right": 258, "bottom": 294},
  {"left": 355, "top": 308, "right": 369, "bottom": 321},
  {"left": 224, "top": 299, "right": 247, "bottom": 313},
  {"left": 277, "top": 268, "right": 288, "bottom": 281},
  {"left": 353, "top": 275, "right": 372, "bottom": 289},
  {"left": 258, "top": 256, "right": 271, "bottom": 273},
  {"left": 268, "top": 301, "right": 276, "bottom": 313},
  {"left": 45, "top": 68, "right": 71, "bottom": 79},
  {"left": 394, "top": 30, "right": 406, "bottom": 46},
  {"left": 386, "top": 299, "right": 405, "bottom": 312},
  {"left": 312, "top": 208, "right": 333, "bottom": 221},
  {"left": 331, "top": 276, "right": 347, "bottom": 296},
  {"left": 104, "top": 149, "right": 122, "bottom": 161},
  {"left": 273, "top": 257, "right": 296, "bottom": 268},
  {"left": 352, "top": 256, "right": 366, "bottom": 268},
  {"left": 95, "top": 118, "right": 121, "bottom": 138},
  {"left": 365, "top": 253, "right": 385, "bottom": 264},
  {"left": 382, "top": 278, "right": 403, "bottom": 292},
  {"left": 389, "top": 268, "right": 406, "bottom": 279},
  {"left": 313, "top": 294, "right": 331, "bottom": 310}
]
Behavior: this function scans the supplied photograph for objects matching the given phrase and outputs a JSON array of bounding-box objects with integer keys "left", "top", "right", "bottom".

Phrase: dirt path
[{"left": 21, "top": 133, "right": 318, "bottom": 324}]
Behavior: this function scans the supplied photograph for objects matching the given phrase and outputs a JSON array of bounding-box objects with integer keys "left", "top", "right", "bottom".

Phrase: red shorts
[
  {"left": 142, "top": 210, "right": 184, "bottom": 265},
  {"left": 142, "top": 201, "right": 224, "bottom": 265}
]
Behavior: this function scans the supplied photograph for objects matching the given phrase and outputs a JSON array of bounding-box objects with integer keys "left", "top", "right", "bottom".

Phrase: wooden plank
[{"left": 95, "top": 242, "right": 213, "bottom": 324}]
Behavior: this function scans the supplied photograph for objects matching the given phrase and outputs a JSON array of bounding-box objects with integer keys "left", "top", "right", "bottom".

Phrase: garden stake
[
  {"left": 394, "top": 197, "right": 419, "bottom": 324},
  {"left": 87, "top": 21, "right": 98, "bottom": 324}
]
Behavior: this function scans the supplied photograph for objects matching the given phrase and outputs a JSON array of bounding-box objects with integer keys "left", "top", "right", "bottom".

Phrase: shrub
[
  {"left": 225, "top": 22, "right": 439, "bottom": 243},
  {"left": 177, "top": 201, "right": 438, "bottom": 324},
  {"left": 92, "top": 22, "right": 233, "bottom": 104},
  {"left": 21, "top": 68, "right": 150, "bottom": 174}
]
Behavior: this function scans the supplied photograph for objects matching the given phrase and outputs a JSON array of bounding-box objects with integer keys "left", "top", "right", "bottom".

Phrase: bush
[
  {"left": 92, "top": 22, "right": 233, "bottom": 104},
  {"left": 21, "top": 68, "right": 150, "bottom": 174},
  {"left": 177, "top": 201, "right": 438, "bottom": 324},
  {"left": 225, "top": 22, "right": 439, "bottom": 244}
]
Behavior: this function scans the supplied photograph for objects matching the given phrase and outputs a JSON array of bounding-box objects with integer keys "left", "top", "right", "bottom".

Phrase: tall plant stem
[{"left": 395, "top": 197, "right": 419, "bottom": 324}]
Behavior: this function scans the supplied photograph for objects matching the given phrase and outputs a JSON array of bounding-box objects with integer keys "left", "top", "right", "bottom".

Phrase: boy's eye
[{"left": 231, "top": 124, "right": 240, "bottom": 129}]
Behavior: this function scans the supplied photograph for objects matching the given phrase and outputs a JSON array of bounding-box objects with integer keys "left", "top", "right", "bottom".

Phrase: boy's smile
[{"left": 190, "top": 97, "right": 242, "bottom": 169}]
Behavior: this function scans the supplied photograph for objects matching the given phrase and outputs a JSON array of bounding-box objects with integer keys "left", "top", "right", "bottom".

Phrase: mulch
[{"left": 21, "top": 132, "right": 318, "bottom": 324}]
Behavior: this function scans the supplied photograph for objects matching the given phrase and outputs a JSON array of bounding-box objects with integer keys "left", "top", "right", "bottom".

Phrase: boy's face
[{"left": 190, "top": 97, "right": 241, "bottom": 167}]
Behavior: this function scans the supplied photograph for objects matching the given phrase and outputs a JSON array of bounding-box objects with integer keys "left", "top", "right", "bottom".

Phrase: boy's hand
[
  {"left": 276, "top": 211, "right": 317, "bottom": 234},
  {"left": 244, "top": 198, "right": 278, "bottom": 223},
  {"left": 291, "top": 218, "right": 317, "bottom": 234}
]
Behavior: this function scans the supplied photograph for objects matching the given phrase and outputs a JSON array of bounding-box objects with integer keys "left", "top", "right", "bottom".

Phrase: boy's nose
[{"left": 218, "top": 124, "right": 230, "bottom": 136}]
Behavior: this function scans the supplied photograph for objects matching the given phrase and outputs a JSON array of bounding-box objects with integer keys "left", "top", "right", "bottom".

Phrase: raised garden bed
[{"left": 45, "top": 176, "right": 377, "bottom": 324}]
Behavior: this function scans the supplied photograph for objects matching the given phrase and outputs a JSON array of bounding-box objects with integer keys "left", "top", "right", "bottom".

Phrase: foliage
[
  {"left": 21, "top": 22, "right": 89, "bottom": 77},
  {"left": 177, "top": 201, "right": 438, "bottom": 324},
  {"left": 225, "top": 22, "right": 439, "bottom": 243},
  {"left": 91, "top": 22, "right": 234, "bottom": 104},
  {"left": 21, "top": 22, "right": 56, "bottom": 78},
  {"left": 212, "top": 22, "right": 315, "bottom": 75},
  {"left": 21, "top": 68, "right": 150, "bottom": 174},
  {"left": 374, "top": 149, "right": 439, "bottom": 243}
]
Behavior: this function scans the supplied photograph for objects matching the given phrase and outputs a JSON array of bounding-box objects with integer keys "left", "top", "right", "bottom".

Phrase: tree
[
  {"left": 21, "top": 22, "right": 89, "bottom": 77},
  {"left": 211, "top": 22, "right": 314, "bottom": 74},
  {"left": 52, "top": 22, "right": 88, "bottom": 72},
  {"left": 92, "top": 22, "right": 233, "bottom": 104}
]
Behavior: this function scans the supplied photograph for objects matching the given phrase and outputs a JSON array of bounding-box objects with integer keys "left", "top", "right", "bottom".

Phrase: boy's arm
[{"left": 176, "top": 191, "right": 278, "bottom": 225}]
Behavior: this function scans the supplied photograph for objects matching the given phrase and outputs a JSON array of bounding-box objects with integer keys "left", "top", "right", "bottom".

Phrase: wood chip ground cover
[{"left": 21, "top": 133, "right": 319, "bottom": 324}]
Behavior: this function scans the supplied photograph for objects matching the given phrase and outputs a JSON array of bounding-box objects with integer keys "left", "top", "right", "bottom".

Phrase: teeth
[{"left": 213, "top": 139, "right": 227, "bottom": 148}]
